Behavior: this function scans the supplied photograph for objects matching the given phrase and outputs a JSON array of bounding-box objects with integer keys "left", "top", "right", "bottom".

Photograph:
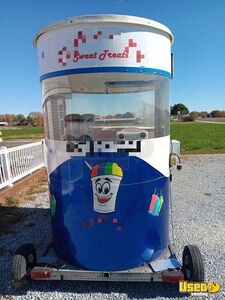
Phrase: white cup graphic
[{"left": 86, "top": 161, "right": 123, "bottom": 213}]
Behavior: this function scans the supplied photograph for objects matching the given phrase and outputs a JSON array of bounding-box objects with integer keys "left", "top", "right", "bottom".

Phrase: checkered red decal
[
  {"left": 93, "top": 31, "right": 102, "bottom": 39},
  {"left": 128, "top": 39, "right": 137, "bottom": 47},
  {"left": 136, "top": 50, "right": 145, "bottom": 63},
  {"left": 74, "top": 31, "right": 87, "bottom": 47},
  {"left": 124, "top": 39, "right": 144, "bottom": 62},
  {"left": 58, "top": 47, "right": 71, "bottom": 66},
  {"left": 82, "top": 216, "right": 122, "bottom": 231},
  {"left": 58, "top": 32, "right": 145, "bottom": 65}
]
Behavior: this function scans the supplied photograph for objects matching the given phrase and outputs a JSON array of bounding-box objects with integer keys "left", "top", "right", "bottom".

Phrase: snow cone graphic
[{"left": 85, "top": 161, "right": 123, "bottom": 213}]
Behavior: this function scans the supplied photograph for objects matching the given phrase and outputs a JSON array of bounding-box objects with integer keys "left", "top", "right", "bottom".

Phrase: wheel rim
[{"left": 182, "top": 245, "right": 205, "bottom": 282}]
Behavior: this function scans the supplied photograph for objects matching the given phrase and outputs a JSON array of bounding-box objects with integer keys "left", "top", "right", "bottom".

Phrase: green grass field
[
  {"left": 1, "top": 123, "right": 225, "bottom": 154},
  {"left": 1, "top": 127, "right": 44, "bottom": 140},
  {"left": 171, "top": 122, "right": 225, "bottom": 154}
]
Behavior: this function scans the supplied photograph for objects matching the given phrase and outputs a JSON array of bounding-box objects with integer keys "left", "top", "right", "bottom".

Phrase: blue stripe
[{"left": 40, "top": 67, "right": 171, "bottom": 81}]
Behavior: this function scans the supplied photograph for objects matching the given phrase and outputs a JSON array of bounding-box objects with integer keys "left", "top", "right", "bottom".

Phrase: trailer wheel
[
  {"left": 182, "top": 245, "right": 204, "bottom": 282},
  {"left": 11, "top": 244, "right": 37, "bottom": 288}
]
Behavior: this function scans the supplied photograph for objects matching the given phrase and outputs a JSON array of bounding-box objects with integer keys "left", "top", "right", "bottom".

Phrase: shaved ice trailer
[{"left": 12, "top": 14, "right": 204, "bottom": 287}]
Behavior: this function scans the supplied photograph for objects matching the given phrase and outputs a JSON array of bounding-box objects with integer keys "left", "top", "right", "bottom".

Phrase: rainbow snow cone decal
[
  {"left": 86, "top": 161, "right": 123, "bottom": 213},
  {"left": 148, "top": 191, "right": 164, "bottom": 216}
]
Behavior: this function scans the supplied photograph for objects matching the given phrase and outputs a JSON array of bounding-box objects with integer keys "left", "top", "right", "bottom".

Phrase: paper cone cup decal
[{"left": 86, "top": 161, "right": 123, "bottom": 213}]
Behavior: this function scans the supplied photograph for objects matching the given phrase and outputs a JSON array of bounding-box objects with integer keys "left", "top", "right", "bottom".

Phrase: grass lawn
[
  {"left": 1, "top": 127, "right": 44, "bottom": 140},
  {"left": 171, "top": 122, "right": 225, "bottom": 154}
]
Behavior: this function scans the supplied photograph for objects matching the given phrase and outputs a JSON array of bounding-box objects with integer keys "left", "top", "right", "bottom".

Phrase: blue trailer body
[{"left": 49, "top": 154, "right": 169, "bottom": 271}]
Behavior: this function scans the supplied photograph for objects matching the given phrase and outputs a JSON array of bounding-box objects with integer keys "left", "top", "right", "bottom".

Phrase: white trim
[
  {"left": 130, "top": 135, "right": 170, "bottom": 177},
  {"left": 34, "top": 14, "right": 174, "bottom": 47},
  {"left": 46, "top": 136, "right": 170, "bottom": 177}
]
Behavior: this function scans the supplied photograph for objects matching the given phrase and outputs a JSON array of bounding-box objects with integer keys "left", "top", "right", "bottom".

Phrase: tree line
[
  {"left": 171, "top": 103, "right": 225, "bottom": 121},
  {"left": 1, "top": 105, "right": 224, "bottom": 127},
  {"left": 0, "top": 112, "right": 43, "bottom": 127}
]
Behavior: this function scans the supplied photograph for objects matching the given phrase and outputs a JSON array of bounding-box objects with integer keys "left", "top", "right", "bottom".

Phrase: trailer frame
[{"left": 29, "top": 244, "right": 184, "bottom": 283}]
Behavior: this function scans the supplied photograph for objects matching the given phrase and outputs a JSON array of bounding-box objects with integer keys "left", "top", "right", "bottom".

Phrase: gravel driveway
[{"left": 0, "top": 154, "right": 224, "bottom": 299}]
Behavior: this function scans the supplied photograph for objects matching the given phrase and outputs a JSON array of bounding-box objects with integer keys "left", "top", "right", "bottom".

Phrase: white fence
[{"left": 0, "top": 141, "right": 45, "bottom": 190}]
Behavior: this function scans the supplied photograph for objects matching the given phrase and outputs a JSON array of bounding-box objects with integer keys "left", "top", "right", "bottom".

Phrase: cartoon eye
[
  {"left": 95, "top": 183, "right": 102, "bottom": 193},
  {"left": 102, "top": 182, "right": 110, "bottom": 195}
]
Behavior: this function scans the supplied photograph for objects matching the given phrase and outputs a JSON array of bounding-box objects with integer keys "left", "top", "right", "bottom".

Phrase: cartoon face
[
  {"left": 91, "top": 174, "right": 122, "bottom": 213},
  {"left": 86, "top": 161, "right": 123, "bottom": 213},
  {"left": 94, "top": 177, "right": 113, "bottom": 205}
]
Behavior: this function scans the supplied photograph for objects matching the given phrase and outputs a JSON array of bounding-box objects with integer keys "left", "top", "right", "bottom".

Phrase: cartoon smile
[
  {"left": 87, "top": 161, "right": 123, "bottom": 213},
  {"left": 97, "top": 193, "right": 113, "bottom": 204}
]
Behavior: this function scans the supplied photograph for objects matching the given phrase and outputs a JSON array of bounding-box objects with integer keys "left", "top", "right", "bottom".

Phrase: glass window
[{"left": 43, "top": 74, "right": 169, "bottom": 141}]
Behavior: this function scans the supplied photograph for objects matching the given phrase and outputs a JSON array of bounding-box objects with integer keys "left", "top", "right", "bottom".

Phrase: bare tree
[{"left": 27, "top": 112, "right": 44, "bottom": 127}]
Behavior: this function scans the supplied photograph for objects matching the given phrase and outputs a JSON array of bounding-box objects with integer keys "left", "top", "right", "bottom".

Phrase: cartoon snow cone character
[{"left": 85, "top": 161, "right": 123, "bottom": 213}]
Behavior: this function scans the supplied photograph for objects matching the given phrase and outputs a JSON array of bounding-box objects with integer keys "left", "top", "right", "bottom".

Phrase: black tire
[
  {"left": 182, "top": 244, "right": 205, "bottom": 282},
  {"left": 11, "top": 244, "right": 37, "bottom": 288}
]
